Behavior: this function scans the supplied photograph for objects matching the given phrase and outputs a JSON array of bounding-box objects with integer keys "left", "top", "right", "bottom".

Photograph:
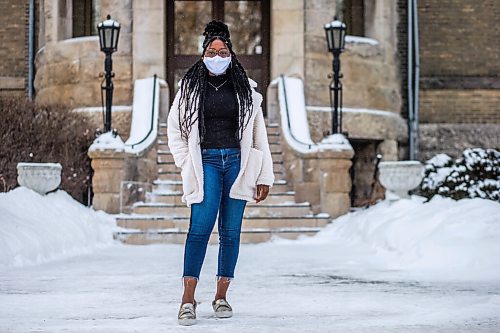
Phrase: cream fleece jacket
[{"left": 167, "top": 78, "right": 275, "bottom": 207}]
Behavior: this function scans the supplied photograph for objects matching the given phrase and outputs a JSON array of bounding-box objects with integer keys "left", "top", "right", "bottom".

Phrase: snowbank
[
  {"left": 0, "top": 187, "right": 117, "bottom": 269},
  {"left": 273, "top": 194, "right": 500, "bottom": 281}
]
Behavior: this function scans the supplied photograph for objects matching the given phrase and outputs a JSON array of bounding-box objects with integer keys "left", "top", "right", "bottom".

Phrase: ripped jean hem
[
  {"left": 181, "top": 275, "right": 199, "bottom": 287},
  {"left": 215, "top": 275, "right": 234, "bottom": 282}
]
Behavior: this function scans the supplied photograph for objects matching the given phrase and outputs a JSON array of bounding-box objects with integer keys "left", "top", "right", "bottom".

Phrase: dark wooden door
[{"left": 166, "top": 0, "right": 271, "bottom": 115}]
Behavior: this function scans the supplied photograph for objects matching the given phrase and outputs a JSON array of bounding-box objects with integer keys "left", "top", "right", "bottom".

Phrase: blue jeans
[{"left": 182, "top": 147, "right": 247, "bottom": 282}]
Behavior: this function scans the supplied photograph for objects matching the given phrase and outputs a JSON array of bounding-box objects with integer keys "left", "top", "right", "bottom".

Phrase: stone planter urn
[
  {"left": 378, "top": 160, "right": 424, "bottom": 199},
  {"left": 17, "top": 162, "right": 62, "bottom": 195}
]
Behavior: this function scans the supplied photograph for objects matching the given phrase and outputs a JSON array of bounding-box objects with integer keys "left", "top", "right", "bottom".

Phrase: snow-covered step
[
  {"left": 113, "top": 226, "right": 326, "bottom": 245},
  {"left": 156, "top": 169, "right": 286, "bottom": 182},
  {"left": 153, "top": 179, "right": 290, "bottom": 193},
  {"left": 131, "top": 201, "right": 313, "bottom": 218},
  {"left": 265, "top": 124, "right": 280, "bottom": 134},
  {"left": 157, "top": 143, "right": 283, "bottom": 154},
  {"left": 157, "top": 123, "right": 279, "bottom": 138},
  {"left": 156, "top": 162, "right": 179, "bottom": 173},
  {"left": 267, "top": 133, "right": 281, "bottom": 144},
  {"left": 157, "top": 151, "right": 284, "bottom": 164},
  {"left": 157, "top": 140, "right": 169, "bottom": 151},
  {"left": 116, "top": 214, "right": 330, "bottom": 231},
  {"left": 147, "top": 191, "right": 297, "bottom": 205},
  {"left": 157, "top": 171, "right": 182, "bottom": 181}
]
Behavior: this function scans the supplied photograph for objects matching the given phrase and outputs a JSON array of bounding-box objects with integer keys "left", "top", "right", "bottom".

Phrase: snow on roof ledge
[
  {"left": 345, "top": 35, "right": 379, "bottom": 46},
  {"left": 73, "top": 105, "right": 132, "bottom": 113}
]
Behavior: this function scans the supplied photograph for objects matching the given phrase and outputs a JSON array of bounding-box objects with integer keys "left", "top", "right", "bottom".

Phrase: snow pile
[
  {"left": 275, "top": 194, "right": 500, "bottom": 280},
  {"left": 420, "top": 148, "right": 499, "bottom": 201},
  {"left": 319, "top": 133, "right": 350, "bottom": 145},
  {"left": 0, "top": 187, "right": 117, "bottom": 268},
  {"left": 88, "top": 131, "right": 125, "bottom": 152},
  {"left": 345, "top": 35, "right": 379, "bottom": 45}
]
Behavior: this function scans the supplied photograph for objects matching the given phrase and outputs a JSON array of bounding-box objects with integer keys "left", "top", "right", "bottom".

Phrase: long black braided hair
[{"left": 177, "top": 20, "right": 254, "bottom": 144}]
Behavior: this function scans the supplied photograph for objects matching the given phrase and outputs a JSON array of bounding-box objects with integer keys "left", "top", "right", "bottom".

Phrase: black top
[{"left": 199, "top": 72, "right": 240, "bottom": 149}]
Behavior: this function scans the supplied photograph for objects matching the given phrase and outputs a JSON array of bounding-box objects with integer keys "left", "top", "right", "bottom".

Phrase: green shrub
[{"left": 0, "top": 97, "right": 95, "bottom": 204}]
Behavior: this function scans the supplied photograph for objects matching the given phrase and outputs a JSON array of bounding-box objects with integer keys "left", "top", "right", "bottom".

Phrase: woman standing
[{"left": 167, "top": 21, "right": 275, "bottom": 326}]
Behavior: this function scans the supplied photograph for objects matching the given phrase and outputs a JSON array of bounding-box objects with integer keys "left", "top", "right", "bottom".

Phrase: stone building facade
[
  {"left": 0, "top": 0, "right": 30, "bottom": 98},
  {"left": 398, "top": 0, "right": 500, "bottom": 160},
  {"left": 1, "top": 0, "right": 498, "bottom": 206}
]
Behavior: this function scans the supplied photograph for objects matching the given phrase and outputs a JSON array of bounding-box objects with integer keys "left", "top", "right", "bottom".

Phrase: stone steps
[
  {"left": 112, "top": 122, "right": 333, "bottom": 244},
  {"left": 146, "top": 190, "right": 297, "bottom": 205},
  {"left": 117, "top": 215, "right": 329, "bottom": 230},
  {"left": 156, "top": 150, "right": 285, "bottom": 164},
  {"left": 152, "top": 179, "right": 291, "bottom": 194},
  {"left": 157, "top": 141, "right": 283, "bottom": 154},
  {"left": 156, "top": 171, "right": 286, "bottom": 182},
  {"left": 114, "top": 227, "right": 325, "bottom": 245},
  {"left": 131, "top": 201, "right": 313, "bottom": 218}
]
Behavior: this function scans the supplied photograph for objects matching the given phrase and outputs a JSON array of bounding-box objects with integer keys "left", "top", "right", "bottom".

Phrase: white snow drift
[
  {"left": 0, "top": 187, "right": 116, "bottom": 268},
  {"left": 274, "top": 194, "right": 500, "bottom": 281}
]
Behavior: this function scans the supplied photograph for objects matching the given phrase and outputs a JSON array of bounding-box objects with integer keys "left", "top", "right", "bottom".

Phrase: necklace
[{"left": 208, "top": 79, "right": 228, "bottom": 91}]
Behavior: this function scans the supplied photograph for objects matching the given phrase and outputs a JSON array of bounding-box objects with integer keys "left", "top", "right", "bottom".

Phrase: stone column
[
  {"left": 132, "top": 0, "right": 165, "bottom": 80},
  {"left": 293, "top": 154, "right": 321, "bottom": 213},
  {"left": 88, "top": 149, "right": 127, "bottom": 213},
  {"left": 290, "top": 147, "right": 354, "bottom": 217},
  {"left": 317, "top": 150, "right": 354, "bottom": 218}
]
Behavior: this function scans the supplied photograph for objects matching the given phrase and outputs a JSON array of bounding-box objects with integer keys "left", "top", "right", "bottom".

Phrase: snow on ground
[
  {"left": 0, "top": 192, "right": 499, "bottom": 332},
  {"left": 275, "top": 194, "right": 500, "bottom": 281},
  {"left": 0, "top": 187, "right": 116, "bottom": 268}
]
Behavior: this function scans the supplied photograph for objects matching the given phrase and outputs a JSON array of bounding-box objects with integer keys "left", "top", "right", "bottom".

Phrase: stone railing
[
  {"left": 88, "top": 145, "right": 157, "bottom": 214},
  {"left": 88, "top": 77, "right": 168, "bottom": 214},
  {"left": 267, "top": 75, "right": 355, "bottom": 218}
]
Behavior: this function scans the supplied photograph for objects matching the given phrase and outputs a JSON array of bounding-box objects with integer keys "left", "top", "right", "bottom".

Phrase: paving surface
[{"left": 1, "top": 242, "right": 499, "bottom": 333}]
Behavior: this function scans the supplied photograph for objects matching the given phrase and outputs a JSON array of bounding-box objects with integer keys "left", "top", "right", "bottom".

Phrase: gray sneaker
[
  {"left": 178, "top": 300, "right": 197, "bottom": 326},
  {"left": 212, "top": 298, "right": 233, "bottom": 318}
]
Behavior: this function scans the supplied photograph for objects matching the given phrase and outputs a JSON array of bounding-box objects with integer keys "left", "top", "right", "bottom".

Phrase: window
[
  {"left": 72, "top": 0, "right": 100, "bottom": 37},
  {"left": 343, "top": 0, "right": 364, "bottom": 36}
]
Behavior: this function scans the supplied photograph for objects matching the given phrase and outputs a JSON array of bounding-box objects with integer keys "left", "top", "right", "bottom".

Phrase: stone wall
[
  {"left": 0, "top": 0, "right": 28, "bottom": 97},
  {"left": 302, "top": 0, "right": 401, "bottom": 112},
  {"left": 418, "top": 124, "right": 500, "bottom": 162},
  {"left": 270, "top": 0, "right": 304, "bottom": 79},
  {"left": 34, "top": 0, "right": 133, "bottom": 108},
  {"left": 418, "top": 0, "right": 498, "bottom": 77},
  {"left": 420, "top": 89, "right": 500, "bottom": 124},
  {"left": 417, "top": 0, "right": 500, "bottom": 124},
  {"left": 132, "top": 0, "right": 165, "bottom": 80}
]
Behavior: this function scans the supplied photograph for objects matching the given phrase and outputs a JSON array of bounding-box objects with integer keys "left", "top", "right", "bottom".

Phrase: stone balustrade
[{"left": 88, "top": 135, "right": 157, "bottom": 214}]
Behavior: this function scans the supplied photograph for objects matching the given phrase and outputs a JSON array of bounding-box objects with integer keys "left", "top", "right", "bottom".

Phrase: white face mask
[{"left": 203, "top": 55, "right": 232, "bottom": 75}]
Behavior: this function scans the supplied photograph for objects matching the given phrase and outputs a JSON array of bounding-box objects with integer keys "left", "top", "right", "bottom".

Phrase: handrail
[
  {"left": 279, "top": 74, "right": 316, "bottom": 149},
  {"left": 125, "top": 74, "right": 158, "bottom": 149},
  {"left": 273, "top": 75, "right": 352, "bottom": 154}
]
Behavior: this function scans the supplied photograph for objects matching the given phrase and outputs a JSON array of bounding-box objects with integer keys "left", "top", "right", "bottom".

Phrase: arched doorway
[{"left": 166, "top": 0, "right": 271, "bottom": 115}]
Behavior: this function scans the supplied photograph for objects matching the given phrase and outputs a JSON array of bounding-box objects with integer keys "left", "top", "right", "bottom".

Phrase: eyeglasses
[{"left": 204, "top": 48, "right": 230, "bottom": 58}]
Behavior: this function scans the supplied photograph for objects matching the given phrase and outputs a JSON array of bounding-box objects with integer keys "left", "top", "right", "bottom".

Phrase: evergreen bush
[{"left": 418, "top": 148, "right": 500, "bottom": 202}]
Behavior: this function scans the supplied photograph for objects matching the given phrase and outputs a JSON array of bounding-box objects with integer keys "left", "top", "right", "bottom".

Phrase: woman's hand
[{"left": 255, "top": 184, "right": 270, "bottom": 203}]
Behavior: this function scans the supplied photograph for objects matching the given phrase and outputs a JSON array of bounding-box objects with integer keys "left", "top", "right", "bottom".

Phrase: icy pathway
[{"left": 1, "top": 240, "right": 499, "bottom": 333}]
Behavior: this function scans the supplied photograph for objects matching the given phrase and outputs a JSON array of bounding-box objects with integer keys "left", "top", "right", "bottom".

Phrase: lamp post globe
[
  {"left": 97, "top": 14, "right": 120, "bottom": 54},
  {"left": 324, "top": 16, "right": 347, "bottom": 54},
  {"left": 97, "top": 15, "right": 120, "bottom": 133},
  {"left": 324, "top": 16, "right": 347, "bottom": 135}
]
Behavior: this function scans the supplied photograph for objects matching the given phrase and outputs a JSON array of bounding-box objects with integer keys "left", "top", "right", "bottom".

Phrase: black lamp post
[
  {"left": 97, "top": 15, "right": 120, "bottom": 133},
  {"left": 324, "top": 16, "right": 347, "bottom": 135}
]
